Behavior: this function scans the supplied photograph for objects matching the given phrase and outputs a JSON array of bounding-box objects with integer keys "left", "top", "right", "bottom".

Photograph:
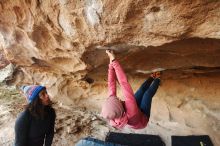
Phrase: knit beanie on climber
[
  {"left": 101, "top": 96, "right": 124, "bottom": 120},
  {"left": 20, "top": 85, "right": 46, "bottom": 103}
]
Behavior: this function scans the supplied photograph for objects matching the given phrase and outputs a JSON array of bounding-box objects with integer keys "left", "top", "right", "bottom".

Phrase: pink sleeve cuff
[{"left": 110, "top": 60, "right": 119, "bottom": 67}]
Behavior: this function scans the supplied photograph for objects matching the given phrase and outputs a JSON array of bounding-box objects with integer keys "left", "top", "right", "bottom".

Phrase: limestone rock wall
[{"left": 0, "top": 0, "right": 220, "bottom": 104}]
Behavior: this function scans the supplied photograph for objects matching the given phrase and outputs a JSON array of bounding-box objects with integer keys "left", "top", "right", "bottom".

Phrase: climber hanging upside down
[{"left": 101, "top": 50, "right": 161, "bottom": 129}]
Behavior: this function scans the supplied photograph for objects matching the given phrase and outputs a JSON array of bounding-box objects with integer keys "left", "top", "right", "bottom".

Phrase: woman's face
[{"left": 39, "top": 89, "right": 51, "bottom": 106}]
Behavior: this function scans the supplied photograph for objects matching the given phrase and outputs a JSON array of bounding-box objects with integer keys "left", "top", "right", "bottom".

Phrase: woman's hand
[{"left": 106, "top": 50, "right": 116, "bottom": 63}]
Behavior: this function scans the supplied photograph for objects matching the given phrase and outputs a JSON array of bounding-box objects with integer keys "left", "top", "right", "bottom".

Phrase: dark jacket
[{"left": 14, "top": 106, "right": 56, "bottom": 146}]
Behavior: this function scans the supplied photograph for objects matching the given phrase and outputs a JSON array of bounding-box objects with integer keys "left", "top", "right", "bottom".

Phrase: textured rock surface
[
  {"left": 0, "top": 75, "right": 220, "bottom": 145},
  {"left": 0, "top": 0, "right": 220, "bottom": 104},
  {"left": 0, "top": 63, "right": 14, "bottom": 82},
  {"left": 0, "top": 0, "right": 220, "bottom": 144}
]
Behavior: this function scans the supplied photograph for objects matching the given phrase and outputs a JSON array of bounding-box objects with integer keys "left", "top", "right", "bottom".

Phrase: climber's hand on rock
[{"left": 106, "top": 50, "right": 116, "bottom": 63}]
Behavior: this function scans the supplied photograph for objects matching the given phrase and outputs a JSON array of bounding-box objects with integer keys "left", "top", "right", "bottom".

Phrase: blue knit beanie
[{"left": 20, "top": 85, "right": 46, "bottom": 103}]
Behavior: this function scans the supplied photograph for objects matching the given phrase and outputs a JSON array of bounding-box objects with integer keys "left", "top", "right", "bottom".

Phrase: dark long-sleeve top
[{"left": 14, "top": 106, "right": 56, "bottom": 146}]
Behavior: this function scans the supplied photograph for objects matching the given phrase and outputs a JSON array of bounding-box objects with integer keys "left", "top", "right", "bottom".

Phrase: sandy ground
[{"left": 0, "top": 73, "right": 220, "bottom": 146}]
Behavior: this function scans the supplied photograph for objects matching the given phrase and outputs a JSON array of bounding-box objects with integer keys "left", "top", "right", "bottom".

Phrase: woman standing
[{"left": 14, "top": 85, "right": 56, "bottom": 146}]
